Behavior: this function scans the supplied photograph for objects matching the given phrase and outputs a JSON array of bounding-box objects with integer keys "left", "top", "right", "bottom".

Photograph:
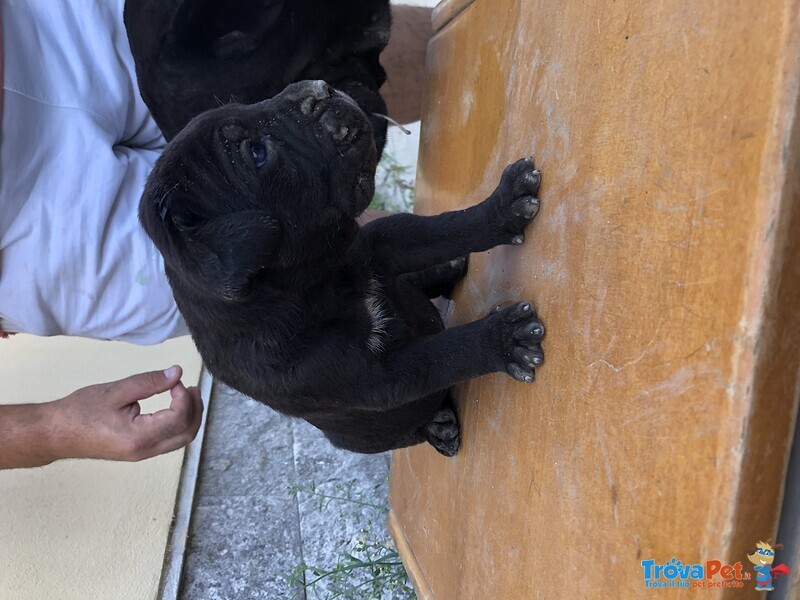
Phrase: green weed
[{"left": 288, "top": 481, "right": 417, "bottom": 600}]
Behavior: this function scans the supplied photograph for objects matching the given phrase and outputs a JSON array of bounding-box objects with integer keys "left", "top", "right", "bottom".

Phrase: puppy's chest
[{"left": 363, "top": 277, "right": 393, "bottom": 354}]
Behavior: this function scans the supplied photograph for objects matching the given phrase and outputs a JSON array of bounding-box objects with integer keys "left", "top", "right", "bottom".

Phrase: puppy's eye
[
  {"left": 172, "top": 210, "right": 202, "bottom": 232},
  {"left": 251, "top": 142, "right": 268, "bottom": 168}
]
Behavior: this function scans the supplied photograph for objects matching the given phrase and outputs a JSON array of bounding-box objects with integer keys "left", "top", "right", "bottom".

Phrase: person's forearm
[
  {"left": 380, "top": 5, "right": 433, "bottom": 124},
  {"left": 0, "top": 367, "right": 204, "bottom": 470},
  {"left": 0, "top": 403, "right": 61, "bottom": 469}
]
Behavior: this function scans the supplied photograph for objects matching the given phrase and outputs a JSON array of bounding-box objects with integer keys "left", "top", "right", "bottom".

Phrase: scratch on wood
[
  {"left": 587, "top": 346, "right": 650, "bottom": 373},
  {"left": 595, "top": 419, "right": 620, "bottom": 528},
  {"left": 587, "top": 317, "right": 663, "bottom": 373}
]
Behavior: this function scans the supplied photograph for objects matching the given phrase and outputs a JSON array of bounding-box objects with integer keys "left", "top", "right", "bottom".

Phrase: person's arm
[
  {"left": 0, "top": 366, "right": 203, "bottom": 469},
  {"left": 379, "top": 5, "right": 433, "bottom": 125}
]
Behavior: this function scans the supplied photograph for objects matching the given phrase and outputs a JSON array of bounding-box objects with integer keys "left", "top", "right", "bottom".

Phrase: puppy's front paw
[
  {"left": 489, "top": 301, "right": 545, "bottom": 383},
  {"left": 486, "top": 157, "right": 541, "bottom": 245}
]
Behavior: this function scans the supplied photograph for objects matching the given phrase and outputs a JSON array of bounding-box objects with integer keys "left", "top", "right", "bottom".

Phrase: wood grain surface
[{"left": 389, "top": 0, "right": 800, "bottom": 597}]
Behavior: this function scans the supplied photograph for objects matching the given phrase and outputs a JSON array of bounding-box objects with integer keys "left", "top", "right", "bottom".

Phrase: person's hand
[{"left": 48, "top": 365, "right": 203, "bottom": 462}]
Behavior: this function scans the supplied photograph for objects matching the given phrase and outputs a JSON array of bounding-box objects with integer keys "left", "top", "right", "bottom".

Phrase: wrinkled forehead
[
  {"left": 146, "top": 109, "right": 257, "bottom": 206},
  {"left": 172, "top": 103, "right": 262, "bottom": 145},
  {"left": 172, "top": 79, "right": 320, "bottom": 145},
  {"left": 156, "top": 104, "right": 256, "bottom": 172}
]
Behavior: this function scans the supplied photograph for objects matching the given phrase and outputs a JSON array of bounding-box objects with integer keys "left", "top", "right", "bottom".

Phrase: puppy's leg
[
  {"left": 359, "top": 158, "right": 541, "bottom": 275},
  {"left": 385, "top": 301, "right": 545, "bottom": 391},
  {"left": 371, "top": 301, "right": 545, "bottom": 402},
  {"left": 402, "top": 255, "right": 468, "bottom": 298},
  {"left": 295, "top": 301, "right": 545, "bottom": 411}
]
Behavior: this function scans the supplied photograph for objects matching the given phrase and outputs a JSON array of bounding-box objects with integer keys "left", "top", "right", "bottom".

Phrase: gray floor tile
[
  {"left": 296, "top": 482, "right": 395, "bottom": 600},
  {"left": 197, "top": 384, "right": 298, "bottom": 499},
  {"left": 291, "top": 422, "right": 412, "bottom": 600},
  {"left": 291, "top": 419, "right": 391, "bottom": 485},
  {"left": 180, "top": 494, "right": 305, "bottom": 600}
]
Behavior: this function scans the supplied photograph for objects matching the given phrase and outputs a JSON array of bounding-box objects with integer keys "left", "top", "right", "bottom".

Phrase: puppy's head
[{"left": 140, "top": 80, "right": 377, "bottom": 301}]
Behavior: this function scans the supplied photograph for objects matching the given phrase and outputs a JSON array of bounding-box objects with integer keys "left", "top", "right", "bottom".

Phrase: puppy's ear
[{"left": 182, "top": 210, "right": 281, "bottom": 301}]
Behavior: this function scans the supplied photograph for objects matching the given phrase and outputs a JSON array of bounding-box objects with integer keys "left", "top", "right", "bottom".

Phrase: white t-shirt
[{"left": 0, "top": 0, "right": 187, "bottom": 344}]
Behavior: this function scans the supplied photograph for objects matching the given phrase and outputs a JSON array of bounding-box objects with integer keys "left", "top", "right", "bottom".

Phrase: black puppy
[{"left": 139, "top": 80, "right": 545, "bottom": 456}]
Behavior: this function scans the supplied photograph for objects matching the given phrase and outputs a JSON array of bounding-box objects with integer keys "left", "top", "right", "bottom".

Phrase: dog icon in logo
[{"left": 747, "top": 541, "right": 791, "bottom": 591}]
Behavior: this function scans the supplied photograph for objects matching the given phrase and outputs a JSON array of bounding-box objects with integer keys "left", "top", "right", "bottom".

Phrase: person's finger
[
  {"left": 141, "top": 430, "right": 198, "bottom": 459},
  {"left": 108, "top": 365, "right": 184, "bottom": 406},
  {"left": 183, "top": 388, "right": 203, "bottom": 432},
  {"left": 167, "top": 383, "right": 204, "bottom": 441},
  {"left": 146, "top": 391, "right": 204, "bottom": 458},
  {"left": 130, "top": 382, "right": 203, "bottom": 450}
]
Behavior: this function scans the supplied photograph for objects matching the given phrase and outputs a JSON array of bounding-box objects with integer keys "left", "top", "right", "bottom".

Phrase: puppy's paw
[
  {"left": 489, "top": 301, "right": 545, "bottom": 383},
  {"left": 486, "top": 157, "right": 541, "bottom": 245},
  {"left": 423, "top": 406, "right": 460, "bottom": 457},
  {"left": 433, "top": 255, "right": 469, "bottom": 294},
  {"left": 404, "top": 255, "right": 469, "bottom": 299},
  {"left": 427, "top": 256, "right": 469, "bottom": 287},
  {"left": 444, "top": 255, "right": 469, "bottom": 278}
]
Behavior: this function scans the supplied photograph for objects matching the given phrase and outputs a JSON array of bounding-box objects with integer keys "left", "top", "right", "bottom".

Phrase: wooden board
[{"left": 389, "top": 0, "right": 800, "bottom": 597}]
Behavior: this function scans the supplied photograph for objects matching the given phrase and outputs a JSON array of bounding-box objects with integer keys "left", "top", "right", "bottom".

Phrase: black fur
[
  {"left": 124, "top": 0, "right": 390, "bottom": 153},
  {"left": 139, "top": 80, "right": 545, "bottom": 455},
  {"left": 129, "top": 1, "right": 546, "bottom": 454}
]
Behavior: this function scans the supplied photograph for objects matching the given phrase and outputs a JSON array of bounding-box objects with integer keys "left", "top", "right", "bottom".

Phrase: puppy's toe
[
  {"left": 438, "top": 255, "right": 469, "bottom": 281},
  {"left": 430, "top": 437, "right": 460, "bottom": 457},
  {"left": 503, "top": 301, "right": 535, "bottom": 323},
  {"left": 507, "top": 362, "right": 534, "bottom": 383},
  {"left": 516, "top": 168, "right": 542, "bottom": 197},
  {"left": 428, "top": 420, "right": 459, "bottom": 440},
  {"left": 513, "top": 346, "right": 543, "bottom": 369},
  {"left": 511, "top": 195, "right": 540, "bottom": 220},
  {"left": 512, "top": 318, "right": 545, "bottom": 343},
  {"left": 447, "top": 256, "right": 468, "bottom": 271},
  {"left": 500, "top": 157, "right": 541, "bottom": 197}
]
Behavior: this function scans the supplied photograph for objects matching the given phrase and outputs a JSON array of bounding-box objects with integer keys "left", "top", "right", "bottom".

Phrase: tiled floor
[{"left": 179, "top": 383, "right": 411, "bottom": 600}]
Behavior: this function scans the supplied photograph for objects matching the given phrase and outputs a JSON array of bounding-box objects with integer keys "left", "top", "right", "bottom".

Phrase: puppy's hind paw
[
  {"left": 422, "top": 406, "right": 460, "bottom": 457},
  {"left": 404, "top": 255, "right": 470, "bottom": 299}
]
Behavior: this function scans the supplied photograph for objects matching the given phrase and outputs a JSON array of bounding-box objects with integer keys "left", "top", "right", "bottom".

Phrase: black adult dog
[{"left": 139, "top": 80, "right": 545, "bottom": 456}]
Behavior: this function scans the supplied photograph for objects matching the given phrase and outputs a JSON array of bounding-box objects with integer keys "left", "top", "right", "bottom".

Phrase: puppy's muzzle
[{"left": 280, "top": 79, "right": 370, "bottom": 149}]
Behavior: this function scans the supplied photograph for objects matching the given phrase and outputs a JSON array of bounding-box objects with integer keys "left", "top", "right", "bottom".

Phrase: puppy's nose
[
  {"left": 306, "top": 80, "right": 333, "bottom": 100},
  {"left": 296, "top": 80, "right": 333, "bottom": 115}
]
